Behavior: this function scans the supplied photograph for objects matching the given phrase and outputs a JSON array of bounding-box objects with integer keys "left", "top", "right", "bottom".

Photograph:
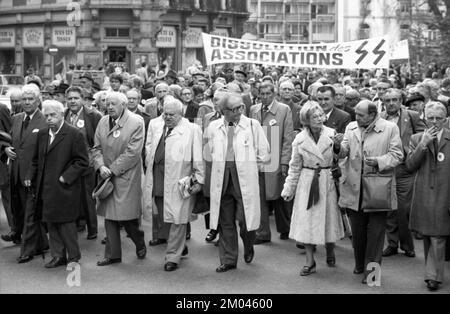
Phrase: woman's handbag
[{"left": 361, "top": 171, "right": 393, "bottom": 211}]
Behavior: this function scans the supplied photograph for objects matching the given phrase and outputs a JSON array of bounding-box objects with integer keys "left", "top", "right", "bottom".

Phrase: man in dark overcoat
[
  {"left": 26, "top": 100, "right": 89, "bottom": 268},
  {"left": 406, "top": 101, "right": 450, "bottom": 292}
]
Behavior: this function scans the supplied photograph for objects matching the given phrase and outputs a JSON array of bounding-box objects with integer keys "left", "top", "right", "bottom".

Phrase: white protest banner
[
  {"left": 390, "top": 40, "right": 409, "bottom": 60},
  {"left": 202, "top": 33, "right": 390, "bottom": 70}
]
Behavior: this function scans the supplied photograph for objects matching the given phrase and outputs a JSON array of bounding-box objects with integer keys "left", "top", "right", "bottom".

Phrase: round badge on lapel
[
  {"left": 77, "top": 120, "right": 85, "bottom": 128},
  {"left": 113, "top": 130, "right": 121, "bottom": 138},
  {"left": 438, "top": 152, "right": 445, "bottom": 162}
]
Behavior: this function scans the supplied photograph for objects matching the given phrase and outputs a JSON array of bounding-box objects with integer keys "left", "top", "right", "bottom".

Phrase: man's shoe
[
  {"left": 164, "top": 262, "right": 178, "bottom": 272},
  {"left": 97, "top": 258, "right": 121, "bottom": 266},
  {"left": 45, "top": 257, "right": 67, "bottom": 268},
  {"left": 182, "top": 246, "right": 188, "bottom": 257},
  {"left": 382, "top": 246, "right": 398, "bottom": 257},
  {"left": 216, "top": 264, "right": 237, "bottom": 273},
  {"left": 136, "top": 246, "right": 147, "bottom": 259},
  {"left": 1, "top": 231, "right": 21, "bottom": 244},
  {"left": 77, "top": 225, "right": 86, "bottom": 233},
  {"left": 149, "top": 239, "right": 167, "bottom": 246},
  {"left": 353, "top": 268, "right": 364, "bottom": 275},
  {"left": 101, "top": 237, "right": 107, "bottom": 245},
  {"left": 244, "top": 247, "right": 254, "bottom": 264},
  {"left": 17, "top": 255, "right": 33, "bottom": 264},
  {"left": 362, "top": 277, "right": 368, "bottom": 284},
  {"left": 280, "top": 233, "right": 289, "bottom": 240},
  {"left": 186, "top": 232, "right": 191, "bottom": 240},
  {"left": 300, "top": 262, "right": 316, "bottom": 276},
  {"left": 87, "top": 233, "right": 98, "bottom": 240},
  {"left": 404, "top": 250, "right": 416, "bottom": 258},
  {"left": 254, "top": 238, "right": 270, "bottom": 245},
  {"left": 326, "top": 256, "right": 336, "bottom": 267},
  {"left": 427, "top": 280, "right": 439, "bottom": 292},
  {"left": 205, "top": 230, "right": 218, "bottom": 243}
]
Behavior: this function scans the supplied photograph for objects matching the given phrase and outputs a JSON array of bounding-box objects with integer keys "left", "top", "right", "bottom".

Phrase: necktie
[
  {"left": 262, "top": 106, "right": 269, "bottom": 122},
  {"left": 49, "top": 132, "right": 55, "bottom": 146},
  {"left": 165, "top": 127, "right": 173, "bottom": 141},
  {"left": 434, "top": 138, "right": 439, "bottom": 156},
  {"left": 70, "top": 113, "right": 77, "bottom": 125},
  {"left": 226, "top": 122, "right": 235, "bottom": 162},
  {"left": 23, "top": 115, "right": 30, "bottom": 131}
]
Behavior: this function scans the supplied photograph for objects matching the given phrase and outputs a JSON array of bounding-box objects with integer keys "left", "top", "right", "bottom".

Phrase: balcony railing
[
  {"left": 312, "top": 33, "right": 335, "bottom": 42},
  {"left": 168, "top": 0, "right": 248, "bottom": 13}
]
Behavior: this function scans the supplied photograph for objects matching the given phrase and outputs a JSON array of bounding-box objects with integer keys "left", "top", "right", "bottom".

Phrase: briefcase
[{"left": 361, "top": 172, "right": 393, "bottom": 212}]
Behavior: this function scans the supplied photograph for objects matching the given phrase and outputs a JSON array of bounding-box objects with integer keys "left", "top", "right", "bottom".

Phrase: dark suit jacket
[
  {"left": 64, "top": 106, "right": 102, "bottom": 148},
  {"left": 0, "top": 103, "right": 11, "bottom": 133},
  {"left": 132, "top": 108, "right": 151, "bottom": 167},
  {"left": 10, "top": 111, "right": 47, "bottom": 185},
  {"left": 381, "top": 109, "right": 426, "bottom": 158},
  {"left": 279, "top": 99, "right": 302, "bottom": 132},
  {"left": 184, "top": 101, "right": 199, "bottom": 123},
  {"left": 325, "top": 107, "right": 351, "bottom": 134},
  {"left": 27, "top": 123, "right": 89, "bottom": 223}
]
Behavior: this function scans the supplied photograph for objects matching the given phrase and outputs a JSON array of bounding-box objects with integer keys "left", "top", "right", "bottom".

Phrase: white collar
[
  {"left": 49, "top": 121, "right": 64, "bottom": 137},
  {"left": 24, "top": 109, "right": 38, "bottom": 121}
]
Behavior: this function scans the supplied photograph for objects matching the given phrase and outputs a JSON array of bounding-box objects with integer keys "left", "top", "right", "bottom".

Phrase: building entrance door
[{"left": 104, "top": 47, "right": 130, "bottom": 72}]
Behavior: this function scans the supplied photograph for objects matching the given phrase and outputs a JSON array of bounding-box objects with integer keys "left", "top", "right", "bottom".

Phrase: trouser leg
[
  {"left": 104, "top": 219, "right": 122, "bottom": 259},
  {"left": 218, "top": 190, "right": 238, "bottom": 266},
  {"left": 347, "top": 209, "right": 368, "bottom": 271},
  {"left": 256, "top": 174, "right": 271, "bottom": 240},
  {"left": 365, "top": 212, "right": 388, "bottom": 269},
  {"left": 1, "top": 182, "right": 13, "bottom": 228},
  {"left": 165, "top": 223, "right": 187, "bottom": 264},
  {"left": 59, "top": 222, "right": 80, "bottom": 262},
  {"left": 122, "top": 219, "right": 145, "bottom": 250},
  {"left": 82, "top": 171, "right": 98, "bottom": 236},
  {"left": 153, "top": 196, "right": 170, "bottom": 240},
  {"left": 20, "top": 192, "right": 48, "bottom": 256},
  {"left": 11, "top": 182, "right": 26, "bottom": 235},
  {"left": 48, "top": 223, "right": 65, "bottom": 259},
  {"left": 424, "top": 236, "right": 446, "bottom": 283}
]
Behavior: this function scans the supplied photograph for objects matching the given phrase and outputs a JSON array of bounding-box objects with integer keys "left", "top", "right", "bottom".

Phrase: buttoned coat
[
  {"left": 27, "top": 123, "right": 89, "bottom": 223},
  {"left": 205, "top": 116, "right": 270, "bottom": 231},
  {"left": 406, "top": 130, "right": 450, "bottom": 236},
  {"left": 380, "top": 108, "right": 426, "bottom": 159},
  {"left": 10, "top": 111, "right": 47, "bottom": 185},
  {"left": 250, "top": 101, "right": 294, "bottom": 200},
  {"left": 282, "top": 127, "right": 344, "bottom": 244},
  {"left": 338, "top": 117, "right": 404, "bottom": 212},
  {"left": 325, "top": 107, "right": 351, "bottom": 134},
  {"left": 92, "top": 110, "right": 145, "bottom": 221},
  {"left": 143, "top": 117, "right": 204, "bottom": 224}
]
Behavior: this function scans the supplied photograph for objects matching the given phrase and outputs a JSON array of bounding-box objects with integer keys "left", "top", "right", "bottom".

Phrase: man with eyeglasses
[
  {"left": 333, "top": 85, "right": 346, "bottom": 110},
  {"left": 380, "top": 89, "right": 426, "bottom": 260},
  {"left": 406, "top": 101, "right": 450, "bottom": 291},
  {"left": 144, "top": 82, "right": 169, "bottom": 118},
  {"left": 373, "top": 81, "right": 392, "bottom": 113},
  {"left": 278, "top": 81, "right": 302, "bottom": 133},
  {"left": 205, "top": 92, "right": 269, "bottom": 272},
  {"left": 344, "top": 89, "right": 361, "bottom": 121},
  {"left": 250, "top": 82, "right": 294, "bottom": 244}
]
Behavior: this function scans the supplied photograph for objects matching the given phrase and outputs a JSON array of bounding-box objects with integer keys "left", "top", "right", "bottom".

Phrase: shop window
[
  {"left": 13, "top": 0, "right": 26, "bottom": 6},
  {"left": 42, "top": 0, "right": 57, "bottom": 4}
]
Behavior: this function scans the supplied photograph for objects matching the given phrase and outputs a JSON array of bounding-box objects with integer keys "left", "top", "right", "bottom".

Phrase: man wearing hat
[
  {"left": 234, "top": 69, "right": 250, "bottom": 94},
  {"left": 2, "top": 84, "right": 49, "bottom": 263},
  {"left": 65, "top": 86, "right": 102, "bottom": 239},
  {"left": 52, "top": 83, "right": 69, "bottom": 107},
  {"left": 165, "top": 69, "right": 178, "bottom": 86},
  {"left": 79, "top": 72, "right": 94, "bottom": 92},
  {"left": 405, "top": 93, "right": 426, "bottom": 121},
  {"left": 25, "top": 100, "right": 89, "bottom": 268},
  {"left": 92, "top": 92, "right": 147, "bottom": 266}
]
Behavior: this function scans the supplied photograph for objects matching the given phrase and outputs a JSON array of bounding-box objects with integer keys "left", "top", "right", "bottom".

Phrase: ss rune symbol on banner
[{"left": 355, "top": 39, "right": 387, "bottom": 66}]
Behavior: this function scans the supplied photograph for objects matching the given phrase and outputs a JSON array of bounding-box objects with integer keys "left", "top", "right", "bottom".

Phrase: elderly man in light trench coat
[
  {"left": 334, "top": 100, "right": 403, "bottom": 283},
  {"left": 92, "top": 92, "right": 147, "bottom": 266},
  {"left": 143, "top": 97, "right": 204, "bottom": 272},
  {"left": 205, "top": 92, "right": 270, "bottom": 273}
]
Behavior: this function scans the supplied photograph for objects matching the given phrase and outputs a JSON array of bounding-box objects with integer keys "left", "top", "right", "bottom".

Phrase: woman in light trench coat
[{"left": 282, "top": 101, "right": 344, "bottom": 276}]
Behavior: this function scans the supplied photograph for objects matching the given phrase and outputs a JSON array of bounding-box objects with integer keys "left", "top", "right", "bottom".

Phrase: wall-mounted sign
[
  {"left": 184, "top": 27, "right": 203, "bottom": 48},
  {"left": 23, "top": 27, "right": 44, "bottom": 48},
  {"left": 211, "top": 28, "right": 229, "bottom": 38},
  {"left": 52, "top": 27, "right": 76, "bottom": 47},
  {"left": 156, "top": 26, "right": 177, "bottom": 48},
  {"left": 0, "top": 28, "right": 15, "bottom": 48}
]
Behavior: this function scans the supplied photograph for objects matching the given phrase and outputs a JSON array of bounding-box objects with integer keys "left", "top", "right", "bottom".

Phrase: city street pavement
[{"left": 0, "top": 200, "right": 449, "bottom": 294}]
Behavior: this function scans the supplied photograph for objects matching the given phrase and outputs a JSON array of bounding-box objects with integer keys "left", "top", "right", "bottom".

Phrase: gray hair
[
  {"left": 22, "top": 84, "right": 40, "bottom": 98},
  {"left": 299, "top": 101, "right": 324, "bottom": 127},
  {"left": 42, "top": 100, "right": 65, "bottom": 115},
  {"left": 425, "top": 101, "right": 447, "bottom": 117},
  {"left": 6, "top": 88, "right": 23, "bottom": 99},
  {"left": 155, "top": 82, "right": 169, "bottom": 91},
  {"left": 106, "top": 91, "right": 128, "bottom": 105},
  {"left": 163, "top": 97, "right": 183, "bottom": 114}
]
